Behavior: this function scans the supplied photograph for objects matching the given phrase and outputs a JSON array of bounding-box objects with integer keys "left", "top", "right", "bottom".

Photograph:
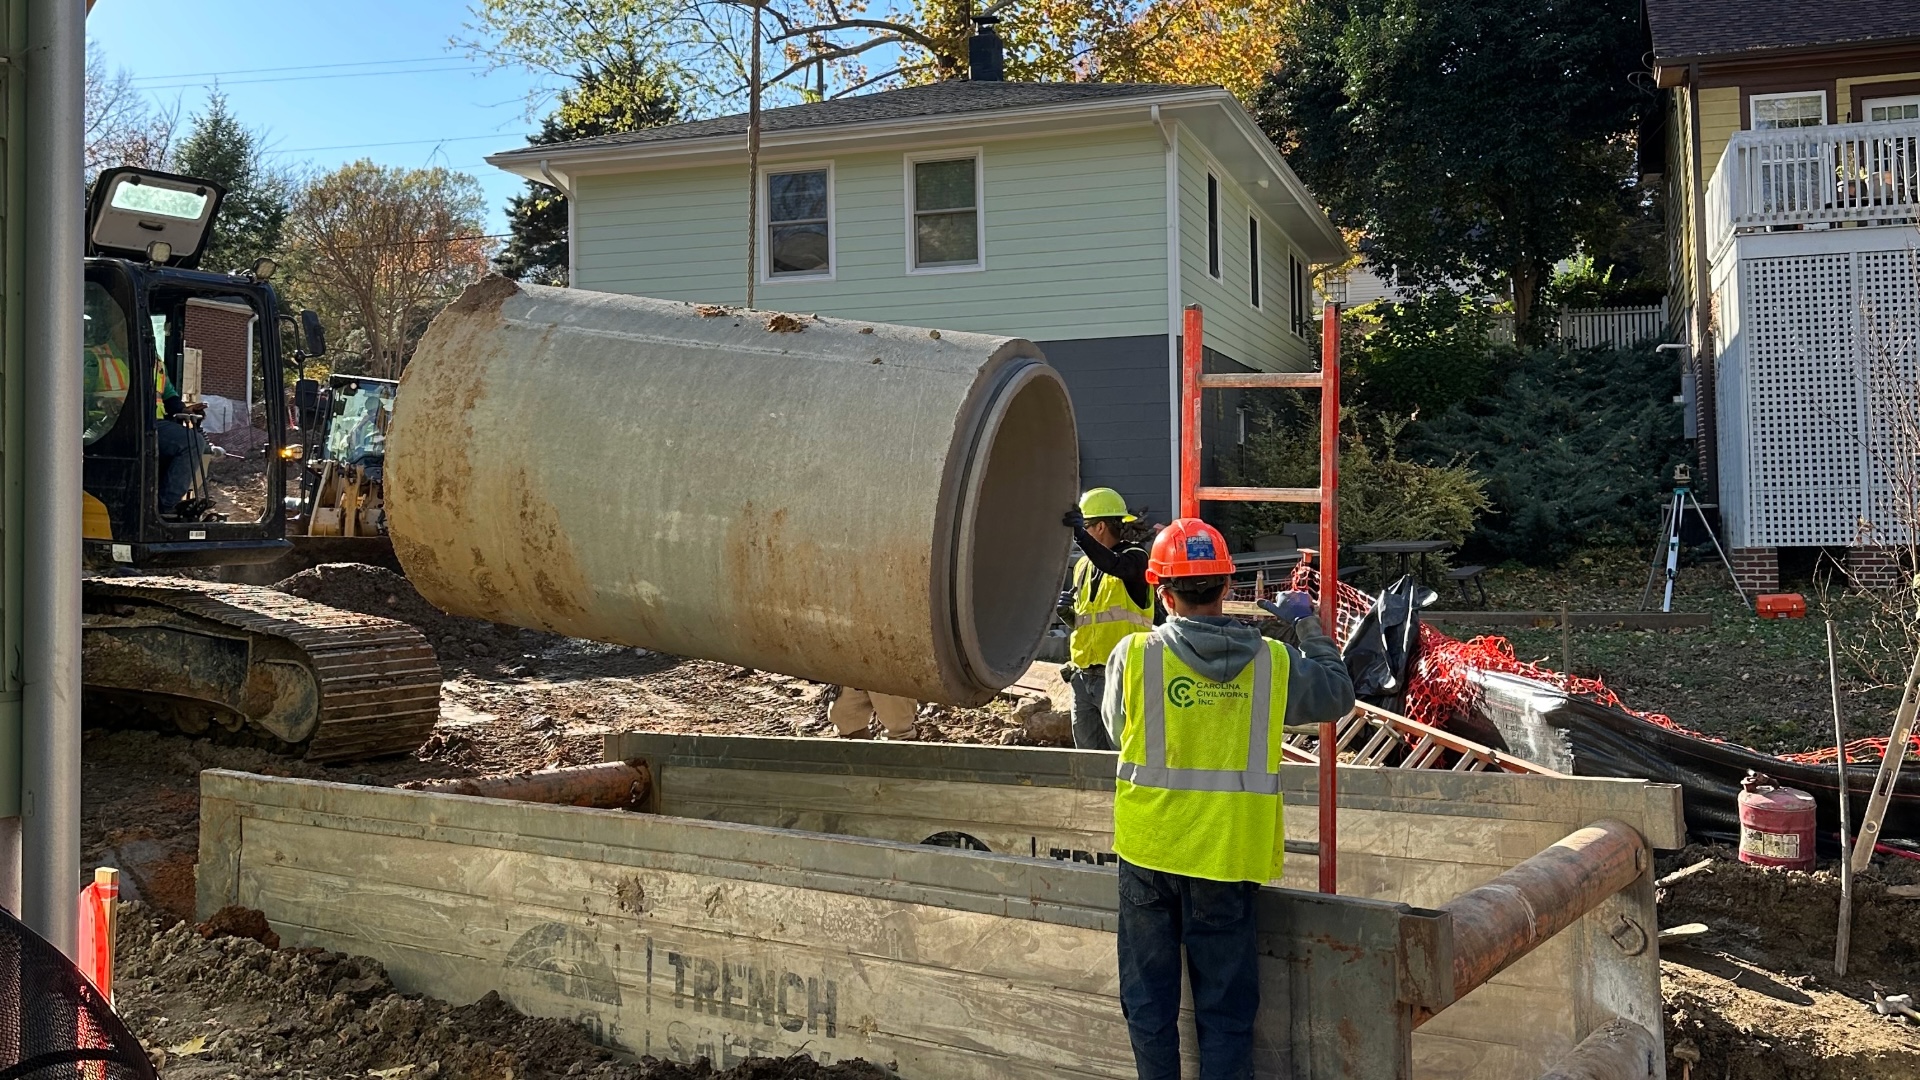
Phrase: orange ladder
[{"left": 1179, "top": 301, "right": 1342, "bottom": 893}]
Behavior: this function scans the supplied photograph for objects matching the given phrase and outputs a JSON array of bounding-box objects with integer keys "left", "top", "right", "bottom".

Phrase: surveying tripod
[{"left": 1640, "top": 464, "right": 1747, "bottom": 612}]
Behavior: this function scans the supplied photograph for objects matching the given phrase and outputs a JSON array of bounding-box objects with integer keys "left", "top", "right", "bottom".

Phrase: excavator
[{"left": 78, "top": 166, "right": 440, "bottom": 761}]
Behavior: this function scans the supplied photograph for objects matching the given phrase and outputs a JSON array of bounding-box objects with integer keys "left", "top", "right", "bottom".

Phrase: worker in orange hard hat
[{"left": 1101, "top": 518, "right": 1353, "bottom": 1079}]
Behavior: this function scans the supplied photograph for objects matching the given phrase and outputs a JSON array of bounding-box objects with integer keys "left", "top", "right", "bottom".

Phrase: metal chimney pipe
[{"left": 968, "top": 15, "right": 1005, "bottom": 82}]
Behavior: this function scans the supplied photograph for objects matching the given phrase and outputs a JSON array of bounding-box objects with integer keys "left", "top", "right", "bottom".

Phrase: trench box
[{"left": 198, "top": 735, "right": 1682, "bottom": 1079}]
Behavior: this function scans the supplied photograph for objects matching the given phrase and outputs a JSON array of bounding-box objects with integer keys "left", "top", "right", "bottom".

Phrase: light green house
[{"left": 489, "top": 81, "right": 1345, "bottom": 517}]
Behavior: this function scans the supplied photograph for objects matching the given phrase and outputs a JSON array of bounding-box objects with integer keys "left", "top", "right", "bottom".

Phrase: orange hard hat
[{"left": 1146, "top": 518, "right": 1236, "bottom": 584}]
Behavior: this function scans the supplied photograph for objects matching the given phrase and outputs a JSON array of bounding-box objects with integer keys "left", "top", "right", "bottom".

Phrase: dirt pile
[
  {"left": 1658, "top": 846, "right": 1920, "bottom": 1079},
  {"left": 274, "top": 562, "right": 567, "bottom": 678},
  {"left": 114, "top": 903, "right": 895, "bottom": 1080}
]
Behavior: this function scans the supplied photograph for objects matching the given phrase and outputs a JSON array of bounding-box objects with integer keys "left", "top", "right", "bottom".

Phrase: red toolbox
[{"left": 1756, "top": 593, "right": 1807, "bottom": 619}]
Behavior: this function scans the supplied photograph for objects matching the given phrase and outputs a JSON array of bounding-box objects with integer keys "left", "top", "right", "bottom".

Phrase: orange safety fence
[{"left": 1285, "top": 565, "right": 1920, "bottom": 768}]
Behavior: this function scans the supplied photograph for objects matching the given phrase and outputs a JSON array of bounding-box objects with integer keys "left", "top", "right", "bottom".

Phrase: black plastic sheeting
[{"left": 1453, "top": 669, "right": 1920, "bottom": 846}]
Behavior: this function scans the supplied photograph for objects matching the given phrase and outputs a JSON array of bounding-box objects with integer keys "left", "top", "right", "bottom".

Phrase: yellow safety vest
[
  {"left": 154, "top": 366, "right": 174, "bottom": 420},
  {"left": 1069, "top": 555, "right": 1153, "bottom": 668},
  {"left": 85, "top": 344, "right": 130, "bottom": 395},
  {"left": 1114, "top": 634, "right": 1289, "bottom": 883}
]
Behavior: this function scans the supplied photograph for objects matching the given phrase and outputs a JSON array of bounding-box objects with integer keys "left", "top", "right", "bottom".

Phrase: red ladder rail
[{"left": 1179, "top": 301, "right": 1342, "bottom": 894}]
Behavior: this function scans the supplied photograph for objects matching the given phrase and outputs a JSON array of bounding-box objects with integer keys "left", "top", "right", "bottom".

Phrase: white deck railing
[{"left": 1707, "top": 118, "right": 1920, "bottom": 253}]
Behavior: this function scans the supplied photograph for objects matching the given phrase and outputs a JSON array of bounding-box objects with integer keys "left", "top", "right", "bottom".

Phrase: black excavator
[{"left": 79, "top": 167, "right": 439, "bottom": 761}]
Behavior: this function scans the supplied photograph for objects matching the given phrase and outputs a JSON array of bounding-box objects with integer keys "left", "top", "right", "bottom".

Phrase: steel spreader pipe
[
  {"left": 1437, "top": 819, "right": 1647, "bottom": 1006},
  {"left": 1536, "top": 1018, "right": 1659, "bottom": 1080},
  {"left": 389, "top": 278, "right": 1079, "bottom": 704}
]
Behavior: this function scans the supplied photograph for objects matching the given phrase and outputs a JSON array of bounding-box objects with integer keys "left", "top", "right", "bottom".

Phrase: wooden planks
[
  {"left": 201, "top": 769, "right": 1446, "bottom": 1080},
  {"left": 606, "top": 733, "right": 1678, "bottom": 1080}
]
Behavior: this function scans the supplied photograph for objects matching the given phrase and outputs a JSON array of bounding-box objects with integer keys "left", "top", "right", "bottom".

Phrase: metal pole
[
  {"left": 21, "top": 0, "right": 86, "bottom": 953},
  {"left": 1318, "top": 300, "right": 1341, "bottom": 895},
  {"left": 1179, "top": 305, "right": 1202, "bottom": 520},
  {"left": 744, "top": 1, "right": 761, "bottom": 309},
  {"left": 1828, "top": 620, "right": 1853, "bottom": 976},
  {"left": 1421, "top": 819, "right": 1647, "bottom": 1015}
]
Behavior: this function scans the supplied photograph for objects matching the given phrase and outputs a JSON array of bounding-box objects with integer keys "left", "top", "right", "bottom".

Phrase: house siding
[
  {"left": 572, "top": 128, "right": 1170, "bottom": 341},
  {"left": 1037, "top": 335, "right": 1172, "bottom": 517},
  {"left": 1840, "top": 72, "right": 1920, "bottom": 119},
  {"left": 1175, "top": 128, "right": 1311, "bottom": 373}
]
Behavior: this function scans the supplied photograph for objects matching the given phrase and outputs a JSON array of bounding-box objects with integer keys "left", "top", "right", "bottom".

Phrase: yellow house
[{"left": 1647, "top": 1, "right": 1920, "bottom": 592}]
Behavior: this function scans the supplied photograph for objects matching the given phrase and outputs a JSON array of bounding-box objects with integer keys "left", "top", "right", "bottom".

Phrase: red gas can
[{"left": 1738, "top": 772, "right": 1817, "bottom": 870}]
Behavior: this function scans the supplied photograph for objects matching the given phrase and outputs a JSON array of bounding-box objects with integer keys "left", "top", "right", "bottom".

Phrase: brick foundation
[
  {"left": 1846, "top": 546, "right": 1902, "bottom": 590},
  {"left": 1730, "top": 547, "right": 1778, "bottom": 595}
]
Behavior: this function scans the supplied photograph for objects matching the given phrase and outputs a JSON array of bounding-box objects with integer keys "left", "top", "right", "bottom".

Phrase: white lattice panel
[
  {"left": 1739, "top": 252, "right": 1866, "bottom": 546},
  {"left": 1859, "top": 248, "right": 1920, "bottom": 545}
]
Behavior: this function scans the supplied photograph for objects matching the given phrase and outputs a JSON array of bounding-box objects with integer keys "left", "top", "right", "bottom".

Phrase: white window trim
[
  {"left": 1205, "top": 171, "right": 1222, "bottom": 281},
  {"left": 1750, "top": 90, "right": 1828, "bottom": 129},
  {"left": 758, "top": 160, "right": 837, "bottom": 284},
  {"left": 903, "top": 147, "right": 986, "bottom": 276},
  {"left": 1864, "top": 93, "right": 1920, "bottom": 121}
]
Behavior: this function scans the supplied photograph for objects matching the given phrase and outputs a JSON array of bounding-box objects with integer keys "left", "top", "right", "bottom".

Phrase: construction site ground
[{"left": 81, "top": 556, "right": 1920, "bottom": 1078}]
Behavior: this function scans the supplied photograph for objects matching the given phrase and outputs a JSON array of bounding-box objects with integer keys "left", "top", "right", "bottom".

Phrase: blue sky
[{"left": 87, "top": 0, "right": 557, "bottom": 234}]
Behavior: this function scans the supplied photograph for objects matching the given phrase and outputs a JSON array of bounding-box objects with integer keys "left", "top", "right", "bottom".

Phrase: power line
[
  {"left": 133, "top": 63, "right": 485, "bottom": 92},
  {"left": 262, "top": 133, "right": 521, "bottom": 156},
  {"left": 127, "top": 55, "right": 459, "bottom": 83}
]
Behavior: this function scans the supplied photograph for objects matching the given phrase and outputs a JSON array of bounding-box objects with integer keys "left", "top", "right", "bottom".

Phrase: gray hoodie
[{"left": 1100, "top": 614, "right": 1355, "bottom": 749}]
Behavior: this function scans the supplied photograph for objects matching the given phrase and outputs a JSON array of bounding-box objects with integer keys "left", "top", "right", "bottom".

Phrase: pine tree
[
  {"left": 496, "top": 60, "right": 680, "bottom": 285},
  {"left": 170, "top": 92, "right": 291, "bottom": 273}
]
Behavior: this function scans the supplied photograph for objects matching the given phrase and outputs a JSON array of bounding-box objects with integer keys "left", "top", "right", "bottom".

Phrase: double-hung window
[
  {"left": 766, "top": 167, "right": 832, "bottom": 278},
  {"left": 1751, "top": 91, "right": 1826, "bottom": 130},
  {"left": 908, "top": 153, "right": 982, "bottom": 271}
]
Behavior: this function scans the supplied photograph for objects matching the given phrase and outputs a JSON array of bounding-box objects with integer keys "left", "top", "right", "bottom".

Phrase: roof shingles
[
  {"left": 1645, "top": 0, "right": 1920, "bottom": 61},
  {"left": 493, "top": 80, "right": 1205, "bottom": 158}
]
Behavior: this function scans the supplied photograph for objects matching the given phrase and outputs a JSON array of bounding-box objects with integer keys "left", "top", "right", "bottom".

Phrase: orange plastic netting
[{"left": 1286, "top": 565, "right": 1920, "bottom": 767}]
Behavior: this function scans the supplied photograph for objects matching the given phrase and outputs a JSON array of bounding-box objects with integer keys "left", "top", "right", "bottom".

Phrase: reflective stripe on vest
[
  {"left": 1117, "top": 642, "right": 1281, "bottom": 795},
  {"left": 1069, "top": 556, "right": 1153, "bottom": 668},
  {"left": 1113, "top": 634, "right": 1288, "bottom": 883},
  {"left": 86, "top": 345, "right": 130, "bottom": 393}
]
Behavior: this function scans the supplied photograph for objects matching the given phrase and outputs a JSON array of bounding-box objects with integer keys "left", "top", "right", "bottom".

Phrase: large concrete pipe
[{"left": 388, "top": 278, "right": 1079, "bottom": 704}]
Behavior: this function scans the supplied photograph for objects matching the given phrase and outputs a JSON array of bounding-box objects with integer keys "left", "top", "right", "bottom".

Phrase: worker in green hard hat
[{"left": 1060, "top": 487, "right": 1153, "bottom": 751}]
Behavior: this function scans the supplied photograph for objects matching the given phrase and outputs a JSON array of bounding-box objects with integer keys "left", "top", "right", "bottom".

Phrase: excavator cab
[
  {"left": 80, "top": 166, "right": 313, "bottom": 571},
  {"left": 78, "top": 168, "right": 440, "bottom": 761}
]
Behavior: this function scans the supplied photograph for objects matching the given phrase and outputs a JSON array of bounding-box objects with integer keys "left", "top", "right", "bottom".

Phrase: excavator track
[{"left": 82, "top": 577, "right": 441, "bottom": 762}]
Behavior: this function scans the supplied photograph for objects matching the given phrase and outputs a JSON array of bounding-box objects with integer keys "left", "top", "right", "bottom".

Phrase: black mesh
[{"left": 0, "top": 904, "right": 156, "bottom": 1080}]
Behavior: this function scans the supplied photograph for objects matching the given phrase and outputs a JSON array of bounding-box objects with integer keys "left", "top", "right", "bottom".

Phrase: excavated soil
[
  {"left": 1658, "top": 846, "right": 1920, "bottom": 1078},
  {"left": 85, "top": 560, "right": 1920, "bottom": 1078},
  {"left": 112, "top": 902, "right": 893, "bottom": 1079}
]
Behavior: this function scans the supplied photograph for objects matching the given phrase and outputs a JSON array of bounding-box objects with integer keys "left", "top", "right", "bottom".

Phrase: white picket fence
[
  {"left": 1553, "top": 301, "right": 1669, "bottom": 348},
  {"left": 1484, "top": 302, "right": 1668, "bottom": 348}
]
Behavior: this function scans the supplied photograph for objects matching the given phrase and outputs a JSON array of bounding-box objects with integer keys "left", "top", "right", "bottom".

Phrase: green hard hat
[{"left": 1078, "top": 487, "right": 1136, "bottom": 522}]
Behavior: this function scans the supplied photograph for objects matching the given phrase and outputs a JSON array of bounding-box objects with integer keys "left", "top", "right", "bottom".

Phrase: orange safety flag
[{"left": 76, "top": 867, "right": 120, "bottom": 1005}]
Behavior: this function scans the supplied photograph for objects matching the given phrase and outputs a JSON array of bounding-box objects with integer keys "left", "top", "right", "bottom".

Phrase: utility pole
[
  {"left": 20, "top": 0, "right": 87, "bottom": 953},
  {"left": 745, "top": 1, "right": 761, "bottom": 309}
]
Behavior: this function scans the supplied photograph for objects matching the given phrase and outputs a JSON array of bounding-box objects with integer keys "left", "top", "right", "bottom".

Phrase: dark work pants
[
  {"left": 1117, "top": 857, "right": 1261, "bottom": 1080},
  {"left": 156, "top": 420, "right": 196, "bottom": 510},
  {"left": 1070, "top": 666, "right": 1115, "bottom": 751}
]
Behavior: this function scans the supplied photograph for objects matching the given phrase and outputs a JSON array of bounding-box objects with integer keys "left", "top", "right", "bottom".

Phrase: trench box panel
[
  {"left": 607, "top": 733, "right": 1682, "bottom": 1080},
  {"left": 199, "top": 770, "right": 1448, "bottom": 1079}
]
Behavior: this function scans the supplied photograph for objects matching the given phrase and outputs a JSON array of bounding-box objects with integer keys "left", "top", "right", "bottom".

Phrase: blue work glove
[
  {"left": 1062, "top": 506, "right": 1085, "bottom": 529},
  {"left": 1257, "top": 591, "right": 1315, "bottom": 624}
]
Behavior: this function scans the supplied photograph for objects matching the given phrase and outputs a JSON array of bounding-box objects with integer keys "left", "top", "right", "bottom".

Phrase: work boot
[
  {"left": 881, "top": 728, "right": 919, "bottom": 742},
  {"left": 836, "top": 727, "right": 875, "bottom": 740}
]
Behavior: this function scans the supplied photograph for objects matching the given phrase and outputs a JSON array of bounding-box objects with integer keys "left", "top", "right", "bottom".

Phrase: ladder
[
  {"left": 1284, "top": 702, "right": 1564, "bottom": 777},
  {"left": 1179, "top": 302, "right": 1343, "bottom": 893}
]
